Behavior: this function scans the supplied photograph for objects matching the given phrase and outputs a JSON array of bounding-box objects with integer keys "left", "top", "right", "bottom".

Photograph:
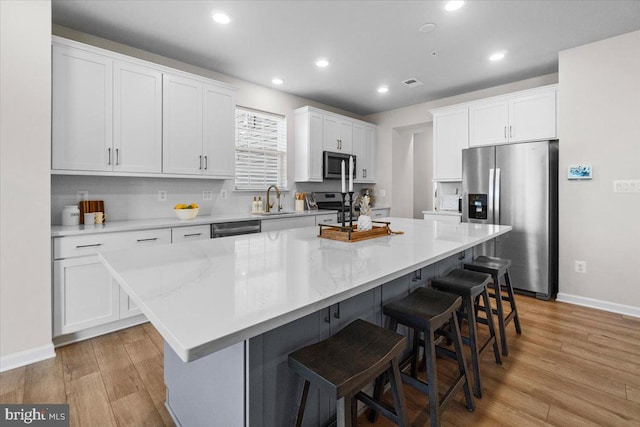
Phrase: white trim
[
  {"left": 0, "top": 343, "right": 56, "bottom": 373},
  {"left": 556, "top": 293, "right": 640, "bottom": 319}
]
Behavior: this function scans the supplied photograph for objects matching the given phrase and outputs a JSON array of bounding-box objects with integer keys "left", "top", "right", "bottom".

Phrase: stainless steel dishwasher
[{"left": 211, "top": 220, "right": 261, "bottom": 238}]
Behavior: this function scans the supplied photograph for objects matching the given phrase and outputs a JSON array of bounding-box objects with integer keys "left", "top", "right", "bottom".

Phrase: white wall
[
  {"left": 413, "top": 129, "right": 433, "bottom": 218},
  {"left": 365, "top": 74, "right": 559, "bottom": 210},
  {"left": 557, "top": 30, "right": 640, "bottom": 314},
  {"left": 50, "top": 26, "right": 372, "bottom": 223},
  {"left": 0, "top": 1, "right": 54, "bottom": 368}
]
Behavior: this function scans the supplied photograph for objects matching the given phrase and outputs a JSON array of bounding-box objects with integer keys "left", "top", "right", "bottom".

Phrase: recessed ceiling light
[
  {"left": 272, "top": 78, "right": 283, "bottom": 85},
  {"left": 212, "top": 12, "right": 231, "bottom": 24},
  {"left": 377, "top": 86, "right": 389, "bottom": 94},
  {"left": 315, "top": 58, "right": 330, "bottom": 68},
  {"left": 444, "top": 1, "right": 465, "bottom": 12},
  {"left": 489, "top": 52, "right": 506, "bottom": 61},
  {"left": 419, "top": 23, "right": 436, "bottom": 33}
]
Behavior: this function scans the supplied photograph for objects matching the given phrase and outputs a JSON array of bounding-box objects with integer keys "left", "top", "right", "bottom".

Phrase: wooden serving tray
[{"left": 318, "top": 221, "right": 401, "bottom": 242}]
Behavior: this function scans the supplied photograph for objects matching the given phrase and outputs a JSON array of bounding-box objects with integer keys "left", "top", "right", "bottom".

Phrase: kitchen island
[{"left": 100, "top": 217, "right": 511, "bottom": 426}]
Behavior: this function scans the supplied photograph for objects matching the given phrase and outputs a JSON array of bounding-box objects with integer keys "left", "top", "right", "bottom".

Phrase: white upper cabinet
[
  {"left": 432, "top": 106, "right": 469, "bottom": 181},
  {"left": 203, "top": 83, "right": 236, "bottom": 178},
  {"left": 294, "top": 109, "right": 324, "bottom": 182},
  {"left": 163, "top": 75, "right": 236, "bottom": 177},
  {"left": 113, "top": 60, "right": 163, "bottom": 173},
  {"left": 509, "top": 90, "right": 557, "bottom": 142},
  {"left": 162, "top": 74, "right": 204, "bottom": 175},
  {"left": 323, "top": 115, "right": 353, "bottom": 153},
  {"left": 295, "top": 106, "right": 377, "bottom": 183},
  {"left": 353, "top": 123, "right": 376, "bottom": 183},
  {"left": 52, "top": 45, "right": 113, "bottom": 171},
  {"left": 52, "top": 37, "right": 237, "bottom": 178},
  {"left": 469, "top": 85, "right": 557, "bottom": 147}
]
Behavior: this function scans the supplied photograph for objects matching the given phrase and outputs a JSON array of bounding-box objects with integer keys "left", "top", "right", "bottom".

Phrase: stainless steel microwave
[{"left": 323, "top": 151, "right": 356, "bottom": 180}]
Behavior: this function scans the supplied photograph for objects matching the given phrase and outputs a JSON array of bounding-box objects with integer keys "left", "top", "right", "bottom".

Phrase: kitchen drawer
[
  {"left": 172, "top": 224, "right": 211, "bottom": 243},
  {"left": 316, "top": 213, "right": 338, "bottom": 225},
  {"left": 53, "top": 228, "right": 171, "bottom": 259}
]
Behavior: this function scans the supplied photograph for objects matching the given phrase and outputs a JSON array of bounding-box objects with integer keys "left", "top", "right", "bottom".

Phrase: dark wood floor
[{"left": 1, "top": 296, "right": 639, "bottom": 426}]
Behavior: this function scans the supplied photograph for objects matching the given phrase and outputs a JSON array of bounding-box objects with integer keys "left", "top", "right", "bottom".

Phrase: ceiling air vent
[{"left": 402, "top": 78, "right": 423, "bottom": 88}]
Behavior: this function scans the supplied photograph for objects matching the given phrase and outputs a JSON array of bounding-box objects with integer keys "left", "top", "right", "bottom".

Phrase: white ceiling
[{"left": 52, "top": 0, "right": 640, "bottom": 115}]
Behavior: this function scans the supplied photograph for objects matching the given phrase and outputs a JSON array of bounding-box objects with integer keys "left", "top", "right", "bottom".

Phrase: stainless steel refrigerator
[{"left": 462, "top": 140, "right": 558, "bottom": 300}]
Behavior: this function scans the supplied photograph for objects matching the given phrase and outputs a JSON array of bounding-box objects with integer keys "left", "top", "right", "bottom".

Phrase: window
[{"left": 235, "top": 107, "right": 287, "bottom": 190}]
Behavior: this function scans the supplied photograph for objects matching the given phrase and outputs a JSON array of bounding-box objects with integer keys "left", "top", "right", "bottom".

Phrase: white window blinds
[{"left": 235, "top": 107, "right": 287, "bottom": 190}]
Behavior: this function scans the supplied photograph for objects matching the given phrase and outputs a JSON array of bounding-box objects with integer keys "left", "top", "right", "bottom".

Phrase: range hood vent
[{"left": 402, "top": 78, "right": 423, "bottom": 88}]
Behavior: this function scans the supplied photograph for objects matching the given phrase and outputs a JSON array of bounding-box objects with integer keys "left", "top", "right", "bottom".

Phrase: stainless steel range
[{"left": 312, "top": 192, "right": 357, "bottom": 224}]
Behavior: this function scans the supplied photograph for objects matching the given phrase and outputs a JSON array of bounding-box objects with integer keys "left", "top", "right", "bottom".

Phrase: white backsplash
[{"left": 51, "top": 175, "right": 372, "bottom": 225}]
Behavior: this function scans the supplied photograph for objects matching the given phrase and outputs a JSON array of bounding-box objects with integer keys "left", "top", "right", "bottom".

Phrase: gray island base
[{"left": 100, "top": 218, "right": 511, "bottom": 426}]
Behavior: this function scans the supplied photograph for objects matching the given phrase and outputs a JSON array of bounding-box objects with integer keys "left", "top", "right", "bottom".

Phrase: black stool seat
[
  {"left": 464, "top": 255, "right": 522, "bottom": 356},
  {"left": 383, "top": 287, "right": 463, "bottom": 329},
  {"left": 432, "top": 269, "right": 501, "bottom": 398},
  {"left": 429, "top": 269, "right": 491, "bottom": 297},
  {"left": 465, "top": 255, "right": 511, "bottom": 277},
  {"left": 289, "top": 319, "right": 409, "bottom": 427},
  {"left": 371, "top": 287, "right": 474, "bottom": 427}
]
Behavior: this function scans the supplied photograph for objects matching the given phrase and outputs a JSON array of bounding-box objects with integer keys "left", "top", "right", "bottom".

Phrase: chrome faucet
[{"left": 266, "top": 185, "right": 281, "bottom": 213}]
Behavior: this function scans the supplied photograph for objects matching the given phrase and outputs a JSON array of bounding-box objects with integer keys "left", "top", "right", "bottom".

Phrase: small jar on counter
[{"left": 61, "top": 205, "right": 80, "bottom": 226}]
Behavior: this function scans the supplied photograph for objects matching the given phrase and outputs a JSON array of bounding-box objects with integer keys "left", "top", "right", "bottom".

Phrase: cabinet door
[
  {"left": 53, "top": 257, "right": 119, "bottom": 336},
  {"left": 338, "top": 119, "right": 353, "bottom": 153},
  {"left": 52, "top": 45, "right": 113, "bottom": 171},
  {"left": 352, "top": 123, "right": 376, "bottom": 183},
  {"left": 163, "top": 74, "right": 203, "bottom": 175},
  {"left": 203, "top": 84, "right": 236, "bottom": 178},
  {"left": 308, "top": 112, "right": 324, "bottom": 181},
  {"left": 322, "top": 115, "right": 341, "bottom": 151},
  {"left": 469, "top": 100, "right": 509, "bottom": 147},
  {"left": 509, "top": 90, "right": 557, "bottom": 142},
  {"left": 248, "top": 310, "right": 329, "bottom": 427},
  {"left": 113, "top": 61, "right": 162, "bottom": 173},
  {"left": 433, "top": 107, "right": 468, "bottom": 181},
  {"left": 294, "top": 110, "right": 323, "bottom": 182}
]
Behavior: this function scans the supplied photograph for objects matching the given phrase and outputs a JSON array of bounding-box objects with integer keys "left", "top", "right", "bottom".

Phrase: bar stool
[
  {"left": 288, "top": 319, "right": 409, "bottom": 427},
  {"left": 431, "top": 269, "right": 502, "bottom": 398},
  {"left": 370, "top": 287, "right": 474, "bottom": 427},
  {"left": 464, "top": 255, "right": 522, "bottom": 356}
]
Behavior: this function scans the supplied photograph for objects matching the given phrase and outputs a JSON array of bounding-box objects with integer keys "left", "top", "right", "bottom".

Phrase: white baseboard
[
  {"left": 0, "top": 343, "right": 56, "bottom": 373},
  {"left": 556, "top": 293, "right": 640, "bottom": 319}
]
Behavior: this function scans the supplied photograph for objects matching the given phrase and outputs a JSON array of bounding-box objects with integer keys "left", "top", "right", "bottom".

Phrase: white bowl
[{"left": 174, "top": 208, "right": 199, "bottom": 220}]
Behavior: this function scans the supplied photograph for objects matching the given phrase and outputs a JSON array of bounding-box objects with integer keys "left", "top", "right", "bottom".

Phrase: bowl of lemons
[{"left": 174, "top": 203, "right": 199, "bottom": 220}]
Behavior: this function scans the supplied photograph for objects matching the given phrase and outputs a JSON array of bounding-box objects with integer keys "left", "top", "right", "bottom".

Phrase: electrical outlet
[
  {"left": 377, "top": 189, "right": 386, "bottom": 197},
  {"left": 574, "top": 260, "right": 587, "bottom": 274},
  {"left": 158, "top": 190, "right": 167, "bottom": 202},
  {"left": 76, "top": 191, "right": 88, "bottom": 203},
  {"left": 203, "top": 191, "right": 213, "bottom": 201},
  {"left": 220, "top": 190, "right": 227, "bottom": 200}
]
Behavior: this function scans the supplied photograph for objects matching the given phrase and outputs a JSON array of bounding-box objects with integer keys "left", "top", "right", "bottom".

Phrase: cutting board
[{"left": 79, "top": 200, "right": 104, "bottom": 224}]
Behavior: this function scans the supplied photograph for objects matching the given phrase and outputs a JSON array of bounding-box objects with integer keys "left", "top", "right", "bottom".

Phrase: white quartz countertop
[
  {"left": 99, "top": 217, "right": 511, "bottom": 362},
  {"left": 51, "top": 210, "right": 335, "bottom": 237}
]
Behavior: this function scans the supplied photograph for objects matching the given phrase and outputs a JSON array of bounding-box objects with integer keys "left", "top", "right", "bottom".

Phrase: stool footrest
[{"left": 355, "top": 391, "right": 400, "bottom": 425}]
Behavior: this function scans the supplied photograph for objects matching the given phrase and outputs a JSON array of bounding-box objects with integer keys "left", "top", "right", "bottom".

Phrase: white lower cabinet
[
  {"left": 53, "top": 256, "right": 119, "bottom": 336},
  {"left": 315, "top": 213, "right": 338, "bottom": 225},
  {"left": 171, "top": 224, "right": 211, "bottom": 243},
  {"left": 52, "top": 228, "right": 171, "bottom": 341}
]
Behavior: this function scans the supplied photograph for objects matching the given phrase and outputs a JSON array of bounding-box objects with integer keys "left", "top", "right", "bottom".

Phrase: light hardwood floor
[{"left": 1, "top": 296, "right": 639, "bottom": 426}]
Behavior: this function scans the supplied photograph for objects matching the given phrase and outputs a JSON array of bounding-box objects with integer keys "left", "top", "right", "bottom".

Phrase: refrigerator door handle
[
  {"left": 495, "top": 168, "right": 501, "bottom": 225},
  {"left": 488, "top": 168, "right": 495, "bottom": 223}
]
